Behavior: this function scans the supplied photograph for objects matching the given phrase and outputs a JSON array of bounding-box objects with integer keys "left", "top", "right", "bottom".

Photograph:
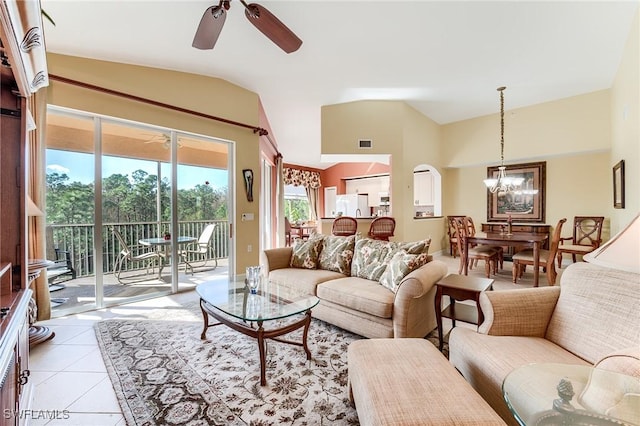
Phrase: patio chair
[
  {"left": 112, "top": 228, "right": 161, "bottom": 283},
  {"left": 179, "top": 223, "right": 218, "bottom": 275},
  {"left": 47, "top": 248, "right": 76, "bottom": 289}
]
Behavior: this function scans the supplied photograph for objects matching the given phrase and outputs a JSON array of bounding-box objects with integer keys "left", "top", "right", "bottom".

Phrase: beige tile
[
  {"left": 31, "top": 371, "right": 108, "bottom": 412},
  {"left": 29, "top": 371, "right": 58, "bottom": 387},
  {"left": 46, "top": 325, "right": 95, "bottom": 344},
  {"left": 66, "top": 377, "right": 121, "bottom": 413},
  {"left": 62, "top": 348, "right": 106, "bottom": 373},
  {"left": 30, "top": 344, "right": 98, "bottom": 372},
  {"left": 62, "top": 328, "right": 99, "bottom": 345}
]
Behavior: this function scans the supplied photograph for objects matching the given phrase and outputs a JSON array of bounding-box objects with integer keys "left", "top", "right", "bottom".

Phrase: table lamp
[{"left": 583, "top": 214, "right": 640, "bottom": 274}]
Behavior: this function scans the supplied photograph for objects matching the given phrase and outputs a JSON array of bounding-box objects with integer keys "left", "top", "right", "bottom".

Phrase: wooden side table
[{"left": 435, "top": 274, "right": 494, "bottom": 351}]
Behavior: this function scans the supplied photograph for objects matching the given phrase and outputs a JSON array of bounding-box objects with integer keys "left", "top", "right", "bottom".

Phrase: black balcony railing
[{"left": 46, "top": 220, "right": 229, "bottom": 278}]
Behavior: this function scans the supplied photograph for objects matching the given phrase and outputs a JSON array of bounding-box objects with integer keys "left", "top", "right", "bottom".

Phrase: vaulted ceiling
[{"left": 41, "top": 1, "right": 638, "bottom": 168}]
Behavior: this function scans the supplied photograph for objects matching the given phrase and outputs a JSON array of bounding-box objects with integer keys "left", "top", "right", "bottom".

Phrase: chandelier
[{"left": 483, "top": 86, "right": 524, "bottom": 193}]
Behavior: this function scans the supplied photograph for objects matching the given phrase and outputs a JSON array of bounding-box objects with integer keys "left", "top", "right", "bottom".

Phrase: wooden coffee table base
[{"left": 199, "top": 299, "right": 313, "bottom": 386}]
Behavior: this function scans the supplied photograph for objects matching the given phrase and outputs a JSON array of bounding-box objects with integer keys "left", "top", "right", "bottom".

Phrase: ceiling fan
[{"left": 192, "top": 0, "right": 302, "bottom": 53}]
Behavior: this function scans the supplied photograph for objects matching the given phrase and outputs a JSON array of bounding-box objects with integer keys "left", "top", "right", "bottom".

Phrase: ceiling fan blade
[
  {"left": 242, "top": 3, "right": 302, "bottom": 53},
  {"left": 192, "top": 5, "right": 227, "bottom": 50}
]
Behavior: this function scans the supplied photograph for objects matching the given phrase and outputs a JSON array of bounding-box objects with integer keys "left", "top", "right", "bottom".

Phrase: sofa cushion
[
  {"left": 545, "top": 263, "right": 640, "bottom": 364},
  {"left": 268, "top": 267, "right": 346, "bottom": 296},
  {"left": 379, "top": 251, "right": 430, "bottom": 293},
  {"left": 349, "top": 339, "right": 508, "bottom": 426},
  {"left": 289, "top": 235, "right": 323, "bottom": 269},
  {"left": 317, "top": 277, "right": 394, "bottom": 319},
  {"left": 318, "top": 234, "right": 355, "bottom": 275},
  {"left": 449, "top": 327, "right": 591, "bottom": 424},
  {"left": 351, "top": 237, "right": 397, "bottom": 281},
  {"left": 396, "top": 238, "right": 431, "bottom": 255}
]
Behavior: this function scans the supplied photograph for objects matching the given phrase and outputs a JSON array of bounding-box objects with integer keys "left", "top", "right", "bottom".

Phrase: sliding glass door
[{"left": 46, "top": 106, "right": 232, "bottom": 316}]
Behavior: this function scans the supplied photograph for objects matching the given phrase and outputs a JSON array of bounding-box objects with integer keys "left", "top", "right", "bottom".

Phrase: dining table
[
  {"left": 291, "top": 224, "right": 317, "bottom": 240},
  {"left": 139, "top": 236, "right": 197, "bottom": 279},
  {"left": 463, "top": 232, "right": 549, "bottom": 287}
]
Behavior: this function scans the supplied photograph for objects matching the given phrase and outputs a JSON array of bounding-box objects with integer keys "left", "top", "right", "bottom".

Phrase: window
[{"left": 284, "top": 185, "right": 310, "bottom": 222}]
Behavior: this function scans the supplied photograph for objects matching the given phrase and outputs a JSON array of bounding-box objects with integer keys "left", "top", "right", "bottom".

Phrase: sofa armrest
[
  {"left": 478, "top": 287, "right": 561, "bottom": 336},
  {"left": 260, "top": 247, "right": 293, "bottom": 272},
  {"left": 392, "top": 259, "right": 448, "bottom": 338}
]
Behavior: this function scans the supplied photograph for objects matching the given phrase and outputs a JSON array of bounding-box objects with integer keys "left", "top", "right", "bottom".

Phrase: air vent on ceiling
[{"left": 358, "top": 139, "right": 372, "bottom": 149}]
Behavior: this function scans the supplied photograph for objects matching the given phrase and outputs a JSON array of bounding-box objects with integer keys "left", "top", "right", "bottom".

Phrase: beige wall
[
  {"left": 442, "top": 89, "right": 615, "bottom": 243},
  {"left": 400, "top": 104, "right": 446, "bottom": 252},
  {"left": 445, "top": 152, "right": 611, "bottom": 239},
  {"left": 443, "top": 90, "right": 611, "bottom": 169},
  {"left": 322, "top": 101, "right": 447, "bottom": 251},
  {"left": 610, "top": 9, "right": 639, "bottom": 234},
  {"left": 46, "top": 53, "right": 262, "bottom": 275}
]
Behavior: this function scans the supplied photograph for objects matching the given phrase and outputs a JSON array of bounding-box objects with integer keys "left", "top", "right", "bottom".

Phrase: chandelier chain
[{"left": 498, "top": 86, "right": 506, "bottom": 165}]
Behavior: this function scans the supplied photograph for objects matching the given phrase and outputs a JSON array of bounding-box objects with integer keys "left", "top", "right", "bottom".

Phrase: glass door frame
[{"left": 47, "top": 105, "right": 235, "bottom": 315}]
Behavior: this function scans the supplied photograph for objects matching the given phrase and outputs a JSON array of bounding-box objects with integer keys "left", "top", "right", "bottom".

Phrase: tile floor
[
  {"left": 28, "top": 290, "right": 200, "bottom": 426},
  {"left": 27, "top": 252, "right": 546, "bottom": 425}
]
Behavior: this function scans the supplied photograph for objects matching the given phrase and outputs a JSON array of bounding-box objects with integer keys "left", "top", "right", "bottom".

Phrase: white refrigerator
[{"left": 335, "top": 194, "right": 369, "bottom": 217}]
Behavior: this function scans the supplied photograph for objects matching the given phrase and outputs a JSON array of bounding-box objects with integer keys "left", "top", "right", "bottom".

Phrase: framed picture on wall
[
  {"left": 613, "top": 160, "right": 625, "bottom": 209},
  {"left": 487, "top": 161, "right": 546, "bottom": 223}
]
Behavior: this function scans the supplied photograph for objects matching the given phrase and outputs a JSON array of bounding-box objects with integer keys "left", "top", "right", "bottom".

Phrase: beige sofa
[
  {"left": 449, "top": 262, "right": 640, "bottom": 425},
  {"left": 260, "top": 235, "right": 448, "bottom": 339}
]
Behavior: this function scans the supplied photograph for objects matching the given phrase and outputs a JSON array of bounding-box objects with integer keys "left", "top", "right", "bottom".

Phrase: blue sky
[{"left": 46, "top": 150, "right": 228, "bottom": 190}]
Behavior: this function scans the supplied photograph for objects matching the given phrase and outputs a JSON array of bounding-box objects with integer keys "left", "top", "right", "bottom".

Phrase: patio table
[{"left": 139, "top": 236, "right": 197, "bottom": 279}]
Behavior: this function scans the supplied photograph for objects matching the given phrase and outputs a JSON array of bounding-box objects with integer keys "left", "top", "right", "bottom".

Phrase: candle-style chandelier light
[{"left": 483, "top": 86, "right": 524, "bottom": 193}]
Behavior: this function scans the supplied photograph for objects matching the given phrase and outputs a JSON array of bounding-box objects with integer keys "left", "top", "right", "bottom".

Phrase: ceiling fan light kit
[{"left": 192, "top": 0, "right": 302, "bottom": 53}]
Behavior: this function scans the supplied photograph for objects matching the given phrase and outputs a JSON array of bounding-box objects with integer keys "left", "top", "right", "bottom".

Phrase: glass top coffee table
[
  {"left": 503, "top": 362, "right": 639, "bottom": 426},
  {"left": 196, "top": 280, "right": 320, "bottom": 386}
]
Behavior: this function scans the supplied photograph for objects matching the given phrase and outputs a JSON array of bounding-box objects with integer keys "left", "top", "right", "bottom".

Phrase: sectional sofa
[{"left": 260, "top": 234, "right": 448, "bottom": 338}]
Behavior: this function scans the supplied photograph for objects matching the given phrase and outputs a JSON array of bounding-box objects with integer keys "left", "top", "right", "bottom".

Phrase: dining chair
[
  {"left": 556, "top": 216, "right": 605, "bottom": 268},
  {"left": 285, "top": 217, "right": 302, "bottom": 246},
  {"left": 332, "top": 216, "right": 358, "bottom": 236},
  {"left": 368, "top": 216, "right": 396, "bottom": 241},
  {"left": 112, "top": 228, "right": 161, "bottom": 283},
  {"left": 446, "top": 215, "right": 466, "bottom": 257},
  {"left": 512, "top": 218, "right": 567, "bottom": 285},
  {"left": 453, "top": 217, "right": 500, "bottom": 278},
  {"left": 179, "top": 223, "right": 218, "bottom": 275}
]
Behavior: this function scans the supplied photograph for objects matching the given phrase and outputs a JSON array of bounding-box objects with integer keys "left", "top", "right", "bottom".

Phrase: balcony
[{"left": 45, "top": 220, "right": 229, "bottom": 314}]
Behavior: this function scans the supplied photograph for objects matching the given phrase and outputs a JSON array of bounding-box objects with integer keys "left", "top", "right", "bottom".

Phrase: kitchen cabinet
[
  {"left": 345, "top": 175, "right": 390, "bottom": 207},
  {"left": 414, "top": 171, "right": 434, "bottom": 206}
]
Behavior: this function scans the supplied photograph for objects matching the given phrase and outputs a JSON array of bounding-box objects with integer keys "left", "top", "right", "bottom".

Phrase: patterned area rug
[
  {"left": 95, "top": 317, "right": 448, "bottom": 426},
  {"left": 96, "top": 318, "right": 364, "bottom": 425}
]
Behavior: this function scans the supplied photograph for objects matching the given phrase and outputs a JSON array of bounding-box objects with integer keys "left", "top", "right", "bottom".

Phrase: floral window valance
[{"left": 283, "top": 167, "right": 321, "bottom": 189}]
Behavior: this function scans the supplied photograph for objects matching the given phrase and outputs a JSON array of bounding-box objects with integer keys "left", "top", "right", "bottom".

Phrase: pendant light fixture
[{"left": 483, "top": 86, "right": 524, "bottom": 193}]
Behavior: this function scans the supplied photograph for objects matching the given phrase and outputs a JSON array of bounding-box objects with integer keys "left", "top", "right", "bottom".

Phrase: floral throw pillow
[
  {"left": 289, "top": 235, "right": 323, "bottom": 269},
  {"left": 397, "top": 238, "right": 432, "bottom": 255},
  {"left": 318, "top": 235, "right": 355, "bottom": 275},
  {"left": 351, "top": 237, "right": 397, "bottom": 281},
  {"left": 379, "top": 251, "right": 431, "bottom": 293}
]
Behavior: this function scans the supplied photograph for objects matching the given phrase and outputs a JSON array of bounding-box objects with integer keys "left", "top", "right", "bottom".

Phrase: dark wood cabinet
[
  {"left": 481, "top": 223, "right": 551, "bottom": 257},
  {"left": 0, "top": 17, "right": 37, "bottom": 423}
]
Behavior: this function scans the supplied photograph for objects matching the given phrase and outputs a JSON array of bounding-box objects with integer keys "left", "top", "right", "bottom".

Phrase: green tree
[{"left": 46, "top": 172, "right": 94, "bottom": 224}]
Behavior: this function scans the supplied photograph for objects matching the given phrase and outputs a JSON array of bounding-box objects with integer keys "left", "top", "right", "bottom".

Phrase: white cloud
[{"left": 47, "top": 164, "right": 70, "bottom": 174}]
